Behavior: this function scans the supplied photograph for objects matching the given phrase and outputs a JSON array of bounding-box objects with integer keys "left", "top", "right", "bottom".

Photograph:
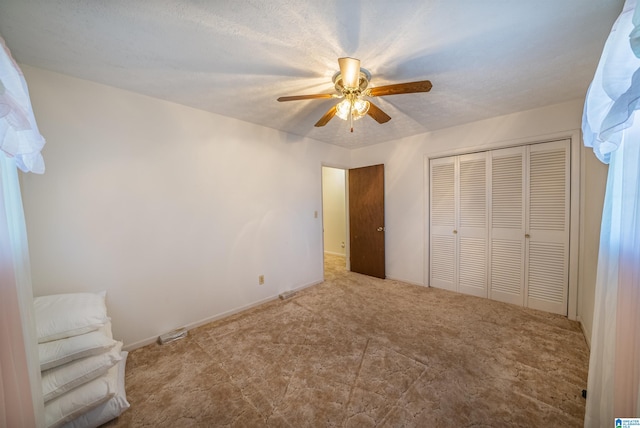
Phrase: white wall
[
  {"left": 578, "top": 149, "right": 608, "bottom": 346},
  {"left": 20, "top": 66, "right": 350, "bottom": 349},
  {"left": 350, "top": 99, "right": 608, "bottom": 340},
  {"left": 321, "top": 167, "right": 346, "bottom": 256},
  {"left": 19, "top": 64, "right": 607, "bottom": 348}
]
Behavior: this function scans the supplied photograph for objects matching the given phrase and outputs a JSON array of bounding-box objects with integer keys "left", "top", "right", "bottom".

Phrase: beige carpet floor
[{"left": 105, "top": 254, "right": 590, "bottom": 427}]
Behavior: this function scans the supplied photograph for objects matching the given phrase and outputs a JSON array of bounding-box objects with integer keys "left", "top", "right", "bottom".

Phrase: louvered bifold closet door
[
  {"left": 489, "top": 147, "right": 526, "bottom": 306},
  {"left": 525, "top": 140, "right": 570, "bottom": 315},
  {"left": 430, "top": 156, "right": 457, "bottom": 291},
  {"left": 457, "top": 152, "right": 488, "bottom": 297}
]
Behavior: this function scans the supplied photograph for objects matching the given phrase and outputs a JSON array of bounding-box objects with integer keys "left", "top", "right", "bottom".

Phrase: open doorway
[
  {"left": 321, "top": 164, "right": 386, "bottom": 279},
  {"left": 321, "top": 166, "right": 348, "bottom": 276}
]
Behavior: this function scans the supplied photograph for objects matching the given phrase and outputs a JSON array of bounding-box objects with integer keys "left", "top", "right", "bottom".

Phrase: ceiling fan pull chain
[{"left": 350, "top": 101, "right": 354, "bottom": 132}]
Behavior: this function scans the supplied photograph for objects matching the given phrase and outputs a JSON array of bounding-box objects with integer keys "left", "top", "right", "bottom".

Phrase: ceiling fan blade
[
  {"left": 368, "top": 80, "right": 433, "bottom": 97},
  {"left": 277, "top": 94, "right": 335, "bottom": 102},
  {"left": 367, "top": 102, "right": 391, "bottom": 124},
  {"left": 314, "top": 105, "right": 338, "bottom": 127},
  {"left": 338, "top": 57, "right": 360, "bottom": 88}
]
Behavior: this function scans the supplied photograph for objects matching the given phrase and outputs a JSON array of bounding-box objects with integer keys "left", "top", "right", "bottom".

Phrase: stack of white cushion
[{"left": 35, "top": 291, "right": 130, "bottom": 428}]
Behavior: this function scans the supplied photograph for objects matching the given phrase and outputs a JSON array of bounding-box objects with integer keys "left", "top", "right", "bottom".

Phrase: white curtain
[
  {"left": 583, "top": 0, "right": 640, "bottom": 425},
  {"left": 0, "top": 34, "right": 46, "bottom": 427}
]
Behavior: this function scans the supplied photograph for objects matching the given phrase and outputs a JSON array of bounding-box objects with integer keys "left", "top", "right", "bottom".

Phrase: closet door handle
[
  {"left": 453, "top": 230, "right": 458, "bottom": 234},
  {"left": 525, "top": 233, "right": 530, "bottom": 238}
]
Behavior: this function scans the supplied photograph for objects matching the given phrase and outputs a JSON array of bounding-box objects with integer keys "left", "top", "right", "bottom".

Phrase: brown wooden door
[{"left": 349, "top": 164, "right": 385, "bottom": 278}]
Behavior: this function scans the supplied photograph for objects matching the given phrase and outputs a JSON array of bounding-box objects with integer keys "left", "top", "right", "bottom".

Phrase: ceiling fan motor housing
[{"left": 332, "top": 68, "right": 371, "bottom": 94}]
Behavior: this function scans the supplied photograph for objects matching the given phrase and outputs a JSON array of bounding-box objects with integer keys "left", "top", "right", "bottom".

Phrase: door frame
[
  {"left": 320, "top": 163, "right": 350, "bottom": 278},
  {"left": 424, "top": 129, "right": 582, "bottom": 320}
]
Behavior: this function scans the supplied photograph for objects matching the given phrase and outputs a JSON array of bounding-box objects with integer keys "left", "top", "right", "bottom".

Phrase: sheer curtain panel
[
  {"left": 582, "top": 0, "right": 640, "bottom": 425},
  {"left": 0, "top": 34, "right": 46, "bottom": 427}
]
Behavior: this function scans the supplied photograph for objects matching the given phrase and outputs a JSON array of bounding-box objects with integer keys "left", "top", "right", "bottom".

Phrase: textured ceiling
[{"left": 0, "top": 0, "right": 623, "bottom": 148}]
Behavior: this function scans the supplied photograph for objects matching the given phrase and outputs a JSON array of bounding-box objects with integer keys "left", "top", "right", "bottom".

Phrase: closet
[{"left": 429, "top": 139, "right": 570, "bottom": 315}]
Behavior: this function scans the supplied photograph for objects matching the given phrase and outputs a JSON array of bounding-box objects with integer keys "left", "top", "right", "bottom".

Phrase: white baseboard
[
  {"left": 122, "top": 278, "right": 324, "bottom": 352},
  {"left": 385, "top": 275, "right": 426, "bottom": 287},
  {"left": 290, "top": 279, "right": 323, "bottom": 293}
]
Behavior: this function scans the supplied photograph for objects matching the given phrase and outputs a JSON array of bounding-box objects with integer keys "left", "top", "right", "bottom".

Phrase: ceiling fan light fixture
[
  {"left": 335, "top": 99, "right": 350, "bottom": 120},
  {"left": 353, "top": 98, "right": 370, "bottom": 118},
  {"left": 336, "top": 98, "right": 370, "bottom": 121}
]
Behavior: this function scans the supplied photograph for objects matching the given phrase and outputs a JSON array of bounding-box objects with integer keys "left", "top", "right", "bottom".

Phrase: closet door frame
[{"left": 424, "top": 130, "right": 581, "bottom": 320}]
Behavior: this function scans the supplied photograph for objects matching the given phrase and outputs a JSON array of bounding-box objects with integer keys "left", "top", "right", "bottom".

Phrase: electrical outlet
[{"left": 258, "top": 275, "right": 264, "bottom": 285}]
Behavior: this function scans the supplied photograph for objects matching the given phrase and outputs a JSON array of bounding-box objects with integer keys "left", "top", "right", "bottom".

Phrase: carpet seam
[{"left": 343, "top": 337, "right": 371, "bottom": 426}]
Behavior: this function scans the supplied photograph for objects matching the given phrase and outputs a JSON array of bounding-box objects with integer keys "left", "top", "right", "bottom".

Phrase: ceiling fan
[{"left": 277, "top": 57, "right": 432, "bottom": 132}]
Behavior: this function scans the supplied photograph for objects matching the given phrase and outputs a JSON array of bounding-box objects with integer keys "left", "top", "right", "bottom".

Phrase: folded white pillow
[
  {"left": 42, "top": 341, "right": 123, "bottom": 402},
  {"left": 39, "top": 327, "right": 116, "bottom": 371},
  {"left": 44, "top": 361, "right": 119, "bottom": 428},
  {"left": 62, "top": 352, "right": 130, "bottom": 428},
  {"left": 35, "top": 291, "right": 109, "bottom": 343}
]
